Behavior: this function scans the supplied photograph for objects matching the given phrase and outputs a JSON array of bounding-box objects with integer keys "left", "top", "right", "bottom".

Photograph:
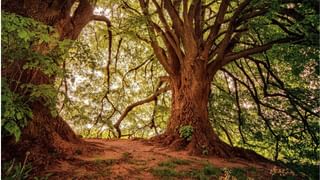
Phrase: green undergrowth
[
  {"left": 151, "top": 163, "right": 225, "bottom": 179},
  {"left": 150, "top": 158, "right": 307, "bottom": 180},
  {"left": 274, "top": 162, "right": 319, "bottom": 180},
  {"left": 2, "top": 159, "right": 33, "bottom": 180},
  {"left": 158, "top": 158, "right": 191, "bottom": 168},
  {"left": 151, "top": 159, "right": 249, "bottom": 180}
]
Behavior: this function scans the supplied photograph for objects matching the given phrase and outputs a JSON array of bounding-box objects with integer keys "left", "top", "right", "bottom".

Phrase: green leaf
[
  {"left": 16, "top": 112, "right": 23, "bottom": 120},
  {"left": 26, "top": 111, "right": 33, "bottom": 119},
  {"left": 17, "top": 30, "right": 30, "bottom": 41},
  {"left": 4, "top": 121, "right": 21, "bottom": 142}
]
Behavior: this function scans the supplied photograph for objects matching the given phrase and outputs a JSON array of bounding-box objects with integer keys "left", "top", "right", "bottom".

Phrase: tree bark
[
  {"left": 153, "top": 60, "right": 227, "bottom": 155},
  {"left": 153, "top": 58, "right": 266, "bottom": 160},
  {"left": 1, "top": 0, "right": 100, "bottom": 166}
]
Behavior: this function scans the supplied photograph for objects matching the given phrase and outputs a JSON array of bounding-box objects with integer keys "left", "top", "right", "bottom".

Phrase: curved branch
[{"left": 114, "top": 85, "right": 170, "bottom": 138}]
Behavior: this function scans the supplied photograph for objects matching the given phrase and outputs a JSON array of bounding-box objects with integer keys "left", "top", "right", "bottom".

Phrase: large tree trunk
[
  {"left": 2, "top": 62, "right": 79, "bottom": 165},
  {"left": 154, "top": 61, "right": 229, "bottom": 156},
  {"left": 153, "top": 60, "right": 265, "bottom": 160},
  {"left": 2, "top": 0, "right": 95, "bottom": 167}
]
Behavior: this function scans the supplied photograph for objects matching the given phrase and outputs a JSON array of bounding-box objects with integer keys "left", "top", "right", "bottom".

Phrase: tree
[
  {"left": 2, "top": 0, "right": 318, "bottom": 165},
  {"left": 134, "top": 0, "right": 318, "bottom": 156},
  {"left": 2, "top": 0, "right": 111, "bottom": 162}
]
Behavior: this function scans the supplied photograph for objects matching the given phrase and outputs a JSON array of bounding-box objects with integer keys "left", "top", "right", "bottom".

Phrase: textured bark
[
  {"left": 152, "top": 58, "right": 267, "bottom": 161},
  {"left": 2, "top": 0, "right": 94, "bottom": 40},
  {"left": 152, "top": 59, "right": 228, "bottom": 155},
  {"left": 1, "top": 0, "right": 98, "bottom": 165}
]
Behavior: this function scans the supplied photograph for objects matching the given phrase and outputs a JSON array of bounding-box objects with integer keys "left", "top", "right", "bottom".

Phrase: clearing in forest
[{"left": 36, "top": 139, "right": 294, "bottom": 179}]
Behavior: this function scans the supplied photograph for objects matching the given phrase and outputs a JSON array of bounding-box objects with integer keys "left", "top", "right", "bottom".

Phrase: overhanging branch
[{"left": 113, "top": 84, "right": 170, "bottom": 138}]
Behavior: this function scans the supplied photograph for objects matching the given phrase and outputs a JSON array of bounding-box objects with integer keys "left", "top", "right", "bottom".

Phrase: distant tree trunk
[{"left": 1, "top": 0, "right": 109, "bottom": 165}]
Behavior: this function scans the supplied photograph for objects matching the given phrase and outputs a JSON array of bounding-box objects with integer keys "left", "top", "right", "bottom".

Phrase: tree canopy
[{"left": 1, "top": 0, "right": 319, "bottom": 174}]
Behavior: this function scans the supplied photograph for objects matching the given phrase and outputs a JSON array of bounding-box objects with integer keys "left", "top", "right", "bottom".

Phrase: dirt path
[{"left": 38, "top": 138, "right": 287, "bottom": 179}]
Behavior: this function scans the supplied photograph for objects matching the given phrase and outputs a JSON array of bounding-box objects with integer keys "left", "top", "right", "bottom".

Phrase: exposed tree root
[
  {"left": 150, "top": 132, "right": 270, "bottom": 163},
  {"left": 2, "top": 102, "right": 83, "bottom": 169}
]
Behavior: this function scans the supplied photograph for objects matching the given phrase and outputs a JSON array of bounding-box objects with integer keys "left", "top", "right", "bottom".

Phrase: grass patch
[
  {"left": 230, "top": 168, "right": 247, "bottom": 180},
  {"left": 152, "top": 158, "right": 192, "bottom": 178},
  {"left": 2, "top": 159, "right": 33, "bottom": 180},
  {"left": 154, "top": 160, "right": 257, "bottom": 180},
  {"left": 184, "top": 169, "right": 210, "bottom": 180},
  {"left": 151, "top": 167, "right": 180, "bottom": 178},
  {"left": 158, "top": 158, "right": 191, "bottom": 168},
  {"left": 158, "top": 161, "right": 177, "bottom": 168},
  {"left": 170, "top": 158, "right": 191, "bottom": 165},
  {"left": 202, "top": 164, "right": 223, "bottom": 176},
  {"left": 182, "top": 164, "right": 223, "bottom": 180}
]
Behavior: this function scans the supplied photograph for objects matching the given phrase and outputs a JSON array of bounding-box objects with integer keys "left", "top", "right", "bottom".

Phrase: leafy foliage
[
  {"left": 179, "top": 125, "right": 194, "bottom": 141},
  {"left": 210, "top": 54, "right": 319, "bottom": 163},
  {"left": 57, "top": 4, "right": 168, "bottom": 139},
  {"left": 1, "top": 12, "right": 72, "bottom": 141},
  {"left": 1, "top": 79, "right": 32, "bottom": 142}
]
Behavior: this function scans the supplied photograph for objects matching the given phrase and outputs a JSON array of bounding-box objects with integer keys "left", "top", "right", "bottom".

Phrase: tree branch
[{"left": 114, "top": 84, "right": 170, "bottom": 138}]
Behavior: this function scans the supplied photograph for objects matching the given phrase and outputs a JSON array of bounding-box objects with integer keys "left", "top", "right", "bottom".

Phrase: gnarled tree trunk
[
  {"left": 153, "top": 59, "right": 265, "bottom": 160},
  {"left": 2, "top": 0, "right": 109, "bottom": 166},
  {"left": 153, "top": 59, "right": 231, "bottom": 156}
]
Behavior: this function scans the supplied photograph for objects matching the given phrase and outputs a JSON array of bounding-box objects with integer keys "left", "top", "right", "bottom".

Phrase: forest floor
[{"left": 35, "top": 138, "right": 296, "bottom": 180}]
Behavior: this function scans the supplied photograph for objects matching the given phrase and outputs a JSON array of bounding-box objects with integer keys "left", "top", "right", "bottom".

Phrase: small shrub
[{"left": 179, "top": 125, "right": 193, "bottom": 141}]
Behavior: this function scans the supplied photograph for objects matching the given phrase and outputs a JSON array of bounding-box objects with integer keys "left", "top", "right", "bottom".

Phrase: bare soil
[{"left": 32, "top": 138, "right": 291, "bottom": 179}]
